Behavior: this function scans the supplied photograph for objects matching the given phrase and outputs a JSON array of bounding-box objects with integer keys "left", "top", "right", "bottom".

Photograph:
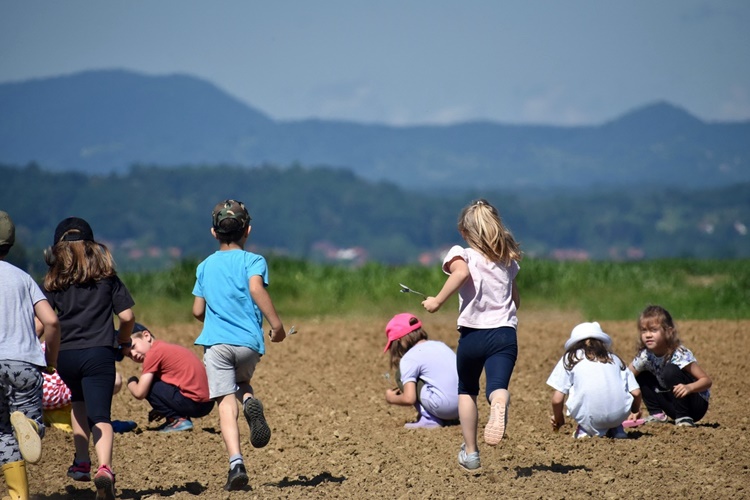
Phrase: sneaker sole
[
  {"left": 244, "top": 398, "right": 271, "bottom": 448},
  {"left": 67, "top": 471, "right": 91, "bottom": 482},
  {"left": 224, "top": 471, "right": 249, "bottom": 491},
  {"left": 10, "top": 411, "right": 42, "bottom": 464},
  {"left": 94, "top": 474, "right": 115, "bottom": 500},
  {"left": 483, "top": 402, "right": 507, "bottom": 446}
]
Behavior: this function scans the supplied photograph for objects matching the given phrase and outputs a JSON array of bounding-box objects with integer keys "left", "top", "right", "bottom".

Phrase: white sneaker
[
  {"left": 457, "top": 443, "right": 481, "bottom": 471},
  {"left": 11, "top": 412, "right": 42, "bottom": 464}
]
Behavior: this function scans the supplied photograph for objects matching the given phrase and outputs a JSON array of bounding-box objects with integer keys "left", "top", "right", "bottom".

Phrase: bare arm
[
  {"left": 628, "top": 388, "right": 643, "bottom": 419},
  {"left": 550, "top": 390, "right": 566, "bottom": 431},
  {"left": 126, "top": 372, "right": 155, "bottom": 400},
  {"left": 422, "top": 257, "right": 470, "bottom": 313},
  {"left": 35, "top": 300, "right": 60, "bottom": 369},
  {"left": 249, "top": 275, "right": 285, "bottom": 342},
  {"left": 385, "top": 381, "right": 418, "bottom": 406},
  {"left": 192, "top": 297, "right": 206, "bottom": 322},
  {"left": 674, "top": 362, "right": 712, "bottom": 398},
  {"left": 511, "top": 278, "right": 520, "bottom": 309},
  {"left": 116, "top": 308, "right": 135, "bottom": 358}
]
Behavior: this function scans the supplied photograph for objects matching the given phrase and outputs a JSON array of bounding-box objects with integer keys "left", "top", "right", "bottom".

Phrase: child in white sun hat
[
  {"left": 547, "top": 322, "right": 641, "bottom": 439},
  {"left": 383, "top": 313, "right": 459, "bottom": 429}
]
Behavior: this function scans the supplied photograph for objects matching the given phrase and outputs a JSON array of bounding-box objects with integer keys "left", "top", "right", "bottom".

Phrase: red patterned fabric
[{"left": 41, "top": 341, "right": 72, "bottom": 409}]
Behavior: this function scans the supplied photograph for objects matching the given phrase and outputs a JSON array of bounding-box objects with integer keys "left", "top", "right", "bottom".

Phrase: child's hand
[
  {"left": 268, "top": 326, "right": 286, "bottom": 343},
  {"left": 672, "top": 383, "right": 692, "bottom": 398},
  {"left": 385, "top": 388, "right": 401, "bottom": 403},
  {"left": 422, "top": 297, "right": 441, "bottom": 313},
  {"left": 550, "top": 415, "right": 564, "bottom": 432}
]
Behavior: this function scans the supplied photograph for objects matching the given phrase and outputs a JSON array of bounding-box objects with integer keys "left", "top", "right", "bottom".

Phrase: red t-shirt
[{"left": 142, "top": 340, "right": 210, "bottom": 402}]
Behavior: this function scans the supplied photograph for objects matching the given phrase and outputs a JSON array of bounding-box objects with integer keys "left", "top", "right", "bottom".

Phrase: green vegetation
[
  {"left": 123, "top": 257, "right": 750, "bottom": 326},
  {"left": 3, "top": 164, "right": 750, "bottom": 270}
]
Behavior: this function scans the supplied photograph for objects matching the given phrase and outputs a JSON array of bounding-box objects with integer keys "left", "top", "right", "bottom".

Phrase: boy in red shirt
[{"left": 126, "top": 324, "right": 214, "bottom": 431}]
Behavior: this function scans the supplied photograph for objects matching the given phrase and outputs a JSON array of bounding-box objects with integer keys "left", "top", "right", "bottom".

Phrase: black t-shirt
[{"left": 44, "top": 275, "right": 135, "bottom": 351}]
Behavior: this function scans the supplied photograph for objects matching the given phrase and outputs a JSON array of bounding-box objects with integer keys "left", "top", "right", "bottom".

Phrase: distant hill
[{"left": 1, "top": 69, "right": 749, "bottom": 190}]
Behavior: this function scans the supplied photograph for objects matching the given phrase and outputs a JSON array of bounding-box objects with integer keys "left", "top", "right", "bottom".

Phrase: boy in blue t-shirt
[{"left": 192, "top": 199, "right": 286, "bottom": 492}]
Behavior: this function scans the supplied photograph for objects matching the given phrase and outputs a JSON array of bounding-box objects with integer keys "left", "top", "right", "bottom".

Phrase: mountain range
[{"left": 1, "top": 69, "right": 749, "bottom": 191}]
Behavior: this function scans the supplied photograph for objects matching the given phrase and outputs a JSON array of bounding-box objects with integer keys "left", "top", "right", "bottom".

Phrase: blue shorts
[
  {"left": 57, "top": 347, "right": 116, "bottom": 425},
  {"left": 456, "top": 326, "right": 518, "bottom": 402}
]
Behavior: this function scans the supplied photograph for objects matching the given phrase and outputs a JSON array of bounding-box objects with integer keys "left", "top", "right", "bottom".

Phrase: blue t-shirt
[{"left": 192, "top": 249, "right": 268, "bottom": 354}]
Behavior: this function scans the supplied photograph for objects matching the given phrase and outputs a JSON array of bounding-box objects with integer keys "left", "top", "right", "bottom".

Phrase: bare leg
[
  {"left": 218, "top": 395, "right": 241, "bottom": 457},
  {"left": 70, "top": 402, "right": 90, "bottom": 462},
  {"left": 91, "top": 422, "right": 113, "bottom": 467},
  {"left": 459, "top": 394, "right": 479, "bottom": 454}
]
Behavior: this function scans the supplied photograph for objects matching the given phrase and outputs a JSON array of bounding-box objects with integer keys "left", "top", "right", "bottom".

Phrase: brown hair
[
  {"left": 44, "top": 239, "right": 118, "bottom": 291},
  {"left": 458, "top": 199, "right": 522, "bottom": 265},
  {"left": 636, "top": 304, "right": 681, "bottom": 358},
  {"left": 388, "top": 317, "right": 429, "bottom": 370},
  {"left": 563, "top": 338, "right": 624, "bottom": 370}
]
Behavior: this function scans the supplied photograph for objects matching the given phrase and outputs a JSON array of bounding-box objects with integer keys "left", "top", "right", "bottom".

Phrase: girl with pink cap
[{"left": 383, "top": 313, "right": 459, "bottom": 429}]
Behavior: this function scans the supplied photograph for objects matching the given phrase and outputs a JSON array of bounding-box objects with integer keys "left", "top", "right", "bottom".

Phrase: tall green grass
[{"left": 122, "top": 257, "right": 750, "bottom": 326}]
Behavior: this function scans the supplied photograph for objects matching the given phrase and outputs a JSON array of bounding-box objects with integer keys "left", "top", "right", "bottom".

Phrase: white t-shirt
[
  {"left": 546, "top": 351, "right": 638, "bottom": 436},
  {"left": 399, "top": 340, "right": 459, "bottom": 420},
  {"left": 442, "top": 245, "right": 519, "bottom": 329},
  {"left": 0, "top": 261, "right": 47, "bottom": 367}
]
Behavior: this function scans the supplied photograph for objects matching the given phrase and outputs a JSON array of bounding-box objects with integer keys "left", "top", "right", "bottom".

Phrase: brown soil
[{"left": 12, "top": 312, "right": 750, "bottom": 499}]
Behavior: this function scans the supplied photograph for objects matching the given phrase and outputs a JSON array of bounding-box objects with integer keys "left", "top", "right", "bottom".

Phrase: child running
[
  {"left": 42, "top": 217, "right": 135, "bottom": 500},
  {"left": 192, "top": 199, "right": 286, "bottom": 491},
  {"left": 422, "top": 198, "right": 521, "bottom": 471},
  {"left": 383, "top": 313, "right": 459, "bottom": 429},
  {"left": 625, "top": 305, "right": 711, "bottom": 428},
  {"left": 1, "top": 211, "right": 60, "bottom": 500},
  {"left": 125, "top": 323, "right": 214, "bottom": 432},
  {"left": 547, "top": 322, "right": 641, "bottom": 439}
]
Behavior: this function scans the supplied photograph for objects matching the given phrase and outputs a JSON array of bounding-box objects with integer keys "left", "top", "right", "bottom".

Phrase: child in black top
[{"left": 43, "top": 217, "right": 135, "bottom": 500}]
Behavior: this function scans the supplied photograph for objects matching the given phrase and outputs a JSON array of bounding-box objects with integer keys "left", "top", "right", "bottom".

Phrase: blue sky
[{"left": 1, "top": 0, "right": 749, "bottom": 126}]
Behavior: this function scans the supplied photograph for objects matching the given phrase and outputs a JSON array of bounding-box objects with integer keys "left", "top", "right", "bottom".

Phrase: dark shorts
[
  {"left": 57, "top": 347, "right": 116, "bottom": 425},
  {"left": 456, "top": 326, "right": 518, "bottom": 402}
]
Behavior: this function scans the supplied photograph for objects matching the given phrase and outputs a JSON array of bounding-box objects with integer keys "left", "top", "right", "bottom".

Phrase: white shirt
[
  {"left": 399, "top": 340, "right": 459, "bottom": 420},
  {"left": 442, "top": 245, "right": 519, "bottom": 329},
  {"left": 546, "top": 351, "right": 639, "bottom": 436}
]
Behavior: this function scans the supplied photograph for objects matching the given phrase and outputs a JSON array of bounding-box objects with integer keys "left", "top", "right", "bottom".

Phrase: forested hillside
[{"left": 2, "top": 163, "right": 748, "bottom": 272}]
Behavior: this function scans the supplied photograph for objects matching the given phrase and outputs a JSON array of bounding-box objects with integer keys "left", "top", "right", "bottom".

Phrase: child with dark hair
[
  {"left": 126, "top": 323, "right": 214, "bottom": 432},
  {"left": 547, "top": 322, "right": 641, "bottom": 438},
  {"left": 1, "top": 211, "right": 60, "bottom": 500},
  {"left": 383, "top": 313, "right": 459, "bottom": 429},
  {"left": 192, "top": 199, "right": 287, "bottom": 491},
  {"left": 625, "top": 305, "right": 711, "bottom": 428},
  {"left": 43, "top": 216, "right": 135, "bottom": 500}
]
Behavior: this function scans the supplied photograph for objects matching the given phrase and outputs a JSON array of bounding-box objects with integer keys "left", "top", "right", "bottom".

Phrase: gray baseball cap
[{"left": 0, "top": 211, "right": 15, "bottom": 247}]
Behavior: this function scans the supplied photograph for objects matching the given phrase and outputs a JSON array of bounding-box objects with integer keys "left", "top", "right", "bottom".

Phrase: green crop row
[{"left": 122, "top": 257, "right": 750, "bottom": 327}]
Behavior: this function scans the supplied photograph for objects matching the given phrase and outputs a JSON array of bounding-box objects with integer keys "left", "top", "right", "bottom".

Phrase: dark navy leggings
[
  {"left": 456, "top": 326, "right": 518, "bottom": 403},
  {"left": 57, "top": 347, "right": 116, "bottom": 426},
  {"left": 636, "top": 364, "right": 709, "bottom": 422},
  {"left": 146, "top": 380, "right": 215, "bottom": 420}
]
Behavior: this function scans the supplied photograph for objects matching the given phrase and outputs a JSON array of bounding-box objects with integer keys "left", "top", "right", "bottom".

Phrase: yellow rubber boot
[
  {"left": 1, "top": 460, "right": 29, "bottom": 500},
  {"left": 9, "top": 413, "right": 41, "bottom": 464}
]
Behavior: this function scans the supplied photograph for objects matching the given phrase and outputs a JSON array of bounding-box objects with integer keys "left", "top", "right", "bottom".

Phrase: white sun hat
[{"left": 564, "top": 321, "right": 612, "bottom": 351}]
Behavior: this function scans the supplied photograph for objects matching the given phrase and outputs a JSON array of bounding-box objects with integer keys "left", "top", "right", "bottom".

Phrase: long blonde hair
[
  {"left": 458, "top": 199, "right": 521, "bottom": 265},
  {"left": 44, "top": 239, "right": 118, "bottom": 291}
]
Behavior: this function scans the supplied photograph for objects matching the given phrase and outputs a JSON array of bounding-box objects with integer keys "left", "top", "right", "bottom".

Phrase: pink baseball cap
[{"left": 383, "top": 313, "right": 422, "bottom": 352}]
